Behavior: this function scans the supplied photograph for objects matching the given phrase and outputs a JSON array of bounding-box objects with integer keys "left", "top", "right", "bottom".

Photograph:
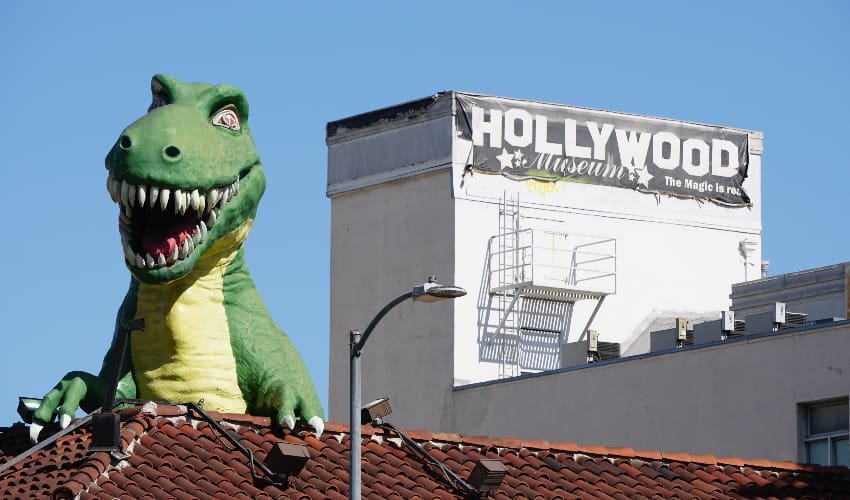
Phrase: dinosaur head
[{"left": 105, "top": 75, "right": 265, "bottom": 284}]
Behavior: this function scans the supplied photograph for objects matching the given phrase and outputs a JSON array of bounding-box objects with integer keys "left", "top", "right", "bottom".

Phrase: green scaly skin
[{"left": 31, "top": 75, "right": 323, "bottom": 440}]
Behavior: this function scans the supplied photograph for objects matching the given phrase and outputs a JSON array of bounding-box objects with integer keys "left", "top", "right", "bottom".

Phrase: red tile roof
[{"left": 1, "top": 403, "right": 848, "bottom": 499}]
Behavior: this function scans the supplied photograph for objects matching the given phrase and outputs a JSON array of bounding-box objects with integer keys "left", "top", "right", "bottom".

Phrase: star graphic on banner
[
  {"left": 513, "top": 149, "right": 525, "bottom": 167},
  {"left": 635, "top": 166, "right": 653, "bottom": 188},
  {"left": 495, "top": 148, "right": 514, "bottom": 170}
]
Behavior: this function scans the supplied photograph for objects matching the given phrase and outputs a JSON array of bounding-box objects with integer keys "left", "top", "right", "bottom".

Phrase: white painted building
[{"left": 322, "top": 93, "right": 850, "bottom": 465}]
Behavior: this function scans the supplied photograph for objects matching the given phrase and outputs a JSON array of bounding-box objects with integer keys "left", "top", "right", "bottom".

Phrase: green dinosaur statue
[{"left": 30, "top": 75, "right": 324, "bottom": 441}]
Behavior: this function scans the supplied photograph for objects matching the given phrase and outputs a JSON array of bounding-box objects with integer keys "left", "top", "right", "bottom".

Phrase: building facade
[{"left": 322, "top": 93, "right": 846, "bottom": 465}]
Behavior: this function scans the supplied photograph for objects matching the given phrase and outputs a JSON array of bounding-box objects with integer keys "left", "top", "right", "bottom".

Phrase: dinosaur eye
[
  {"left": 148, "top": 94, "right": 168, "bottom": 112},
  {"left": 211, "top": 106, "right": 241, "bottom": 131}
]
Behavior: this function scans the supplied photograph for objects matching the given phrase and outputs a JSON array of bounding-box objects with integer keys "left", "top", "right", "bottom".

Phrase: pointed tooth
[
  {"left": 145, "top": 253, "right": 154, "bottom": 268},
  {"left": 197, "top": 192, "right": 205, "bottom": 214},
  {"left": 109, "top": 178, "right": 120, "bottom": 202},
  {"left": 149, "top": 186, "right": 159, "bottom": 208},
  {"left": 135, "top": 254, "right": 145, "bottom": 268},
  {"left": 123, "top": 243, "right": 135, "bottom": 262},
  {"left": 127, "top": 184, "right": 136, "bottom": 207},
  {"left": 206, "top": 190, "right": 219, "bottom": 211},
  {"left": 156, "top": 253, "right": 166, "bottom": 267},
  {"left": 207, "top": 209, "right": 217, "bottom": 227},
  {"left": 178, "top": 239, "right": 188, "bottom": 259},
  {"left": 120, "top": 180, "right": 130, "bottom": 206},
  {"left": 107, "top": 176, "right": 117, "bottom": 202},
  {"left": 186, "top": 236, "right": 195, "bottom": 254},
  {"left": 168, "top": 244, "right": 179, "bottom": 264},
  {"left": 173, "top": 189, "right": 182, "bottom": 214},
  {"left": 124, "top": 205, "right": 133, "bottom": 217},
  {"left": 159, "top": 188, "right": 170, "bottom": 211},
  {"left": 192, "top": 226, "right": 201, "bottom": 245},
  {"left": 199, "top": 221, "right": 208, "bottom": 241},
  {"left": 137, "top": 185, "right": 147, "bottom": 208},
  {"left": 190, "top": 189, "right": 200, "bottom": 211},
  {"left": 233, "top": 178, "right": 240, "bottom": 194}
]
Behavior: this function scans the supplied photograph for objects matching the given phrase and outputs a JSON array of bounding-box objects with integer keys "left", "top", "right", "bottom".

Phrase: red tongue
[{"left": 141, "top": 222, "right": 193, "bottom": 257}]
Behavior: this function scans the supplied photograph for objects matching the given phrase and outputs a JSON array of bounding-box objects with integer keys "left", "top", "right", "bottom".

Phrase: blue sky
[{"left": 1, "top": 1, "right": 848, "bottom": 426}]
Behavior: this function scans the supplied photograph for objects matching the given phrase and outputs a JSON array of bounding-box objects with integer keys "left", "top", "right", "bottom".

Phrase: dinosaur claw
[
  {"left": 59, "top": 414, "right": 71, "bottom": 429},
  {"left": 30, "top": 422, "right": 44, "bottom": 443},
  {"left": 281, "top": 415, "right": 295, "bottom": 431},
  {"left": 308, "top": 416, "right": 324, "bottom": 436}
]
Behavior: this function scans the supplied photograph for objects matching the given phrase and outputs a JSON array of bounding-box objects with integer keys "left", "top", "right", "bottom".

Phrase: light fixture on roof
[
  {"left": 361, "top": 398, "right": 392, "bottom": 426},
  {"left": 89, "top": 318, "right": 145, "bottom": 453},
  {"left": 467, "top": 458, "right": 508, "bottom": 492},
  {"left": 265, "top": 442, "right": 310, "bottom": 477},
  {"left": 349, "top": 276, "right": 466, "bottom": 500}
]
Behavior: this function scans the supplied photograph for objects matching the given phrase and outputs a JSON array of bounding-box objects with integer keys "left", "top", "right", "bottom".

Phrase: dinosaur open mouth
[{"left": 106, "top": 173, "right": 240, "bottom": 269}]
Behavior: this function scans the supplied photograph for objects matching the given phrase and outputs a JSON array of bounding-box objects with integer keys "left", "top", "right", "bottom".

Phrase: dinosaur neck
[{"left": 129, "top": 219, "right": 254, "bottom": 412}]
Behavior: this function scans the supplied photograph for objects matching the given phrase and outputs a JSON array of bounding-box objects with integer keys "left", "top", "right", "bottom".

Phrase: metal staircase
[{"left": 487, "top": 194, "right": 616, "bottom": 376}]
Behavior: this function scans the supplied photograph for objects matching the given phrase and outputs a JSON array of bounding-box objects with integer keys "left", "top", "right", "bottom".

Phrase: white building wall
[{"left": 451, "top": 136, "right": 762, "bottom": 385}]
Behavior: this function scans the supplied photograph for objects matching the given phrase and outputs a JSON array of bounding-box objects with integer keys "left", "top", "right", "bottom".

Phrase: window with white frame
[{"left": 802, "top": 398, "right": 849, "bottom": 467}]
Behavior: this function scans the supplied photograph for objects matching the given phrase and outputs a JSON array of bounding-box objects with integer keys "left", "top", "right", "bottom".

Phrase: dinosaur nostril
[
  {"left": 119, "top": 135, "right": 132, "bottom": 150},
  {"left": 163, "top": 145, "right": 182, "bottom": 160}
]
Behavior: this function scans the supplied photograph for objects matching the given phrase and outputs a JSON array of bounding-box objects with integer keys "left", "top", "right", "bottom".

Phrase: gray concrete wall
[
  {"left": 448, "top": 322, "right": 850, "bottom": 462},
  {"left": 328, "top": 169, "right": 456, "bottom": 428},
  {"left": 731, "top": 263, "right": 849, "bottom": 320}
]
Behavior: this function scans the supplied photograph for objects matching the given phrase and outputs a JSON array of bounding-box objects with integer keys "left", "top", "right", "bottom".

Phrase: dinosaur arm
[{"left": 224, "top": 253, "right": 324, "bottom": 432}]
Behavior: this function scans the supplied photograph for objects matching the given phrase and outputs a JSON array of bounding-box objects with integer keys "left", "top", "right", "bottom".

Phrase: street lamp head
[{"left": 412, "top": 278, "right": 467, "bottom": 303}]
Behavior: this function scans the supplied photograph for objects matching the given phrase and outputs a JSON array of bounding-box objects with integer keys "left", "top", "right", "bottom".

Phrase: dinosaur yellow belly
[{"left": 130, "top": 222, "right": 252, "bottom": 413}]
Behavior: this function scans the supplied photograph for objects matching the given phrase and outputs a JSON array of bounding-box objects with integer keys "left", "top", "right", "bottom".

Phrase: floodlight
[
  {"left": 467, "top": 458, "right": 508, "bottom": 492},
  {"left": 361, "top": 398, "right": 392, "bottom": 425},
  {"left": 265, "top": 442, "right": 310, "bottom": 476}
]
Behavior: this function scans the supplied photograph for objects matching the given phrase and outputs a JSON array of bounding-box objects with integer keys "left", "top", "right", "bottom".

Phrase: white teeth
[
  {"left": 137, "top": 185, "right": 146, "bottom": 208},
  {"left": 120, "top": 180, "right": 130, "bottom": 206},
  {"left": 178, "top": 190, "right": 188, "bottom": 215},
  {"left": 206, "top": 189, "right": 220, "bottom": 210},
  {"left": 110, "top": 178, "right": 121, "bottom": 202},
  {"left": 149, "top": 186, "right": 159, "bottom": 208},
  {"left": 160, "top": 188, "right": 170, "bottom": 211},
  {"left": 107, "top": 176, "right": 118, "bottom": 202},
  {"left": 123, "top": 242, "right": 135, "bottom": 262},
  {"left": 114, "top": 177, "right": 241, "bottom": 268},
  {"left": 190, "top": 190, "right": 200, "bottom": 211},
  {"left": 173, "top": 189, "right": 183, "bottom": 215}
]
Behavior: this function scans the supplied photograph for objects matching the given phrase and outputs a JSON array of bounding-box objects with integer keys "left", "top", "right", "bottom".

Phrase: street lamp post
[{"left": 349, "top": 277, "right": 466, "bottom": 500}]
